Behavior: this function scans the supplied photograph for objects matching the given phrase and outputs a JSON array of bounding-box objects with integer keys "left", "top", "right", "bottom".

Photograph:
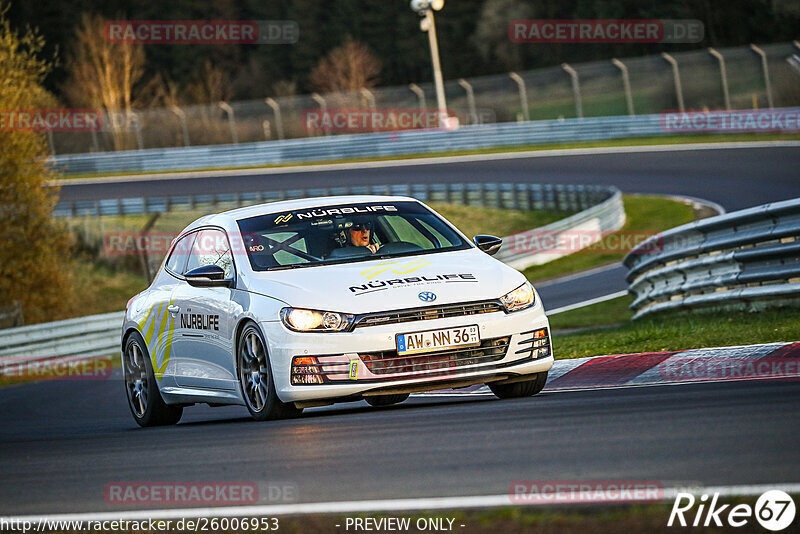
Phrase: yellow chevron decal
[
  {"left": 137, "top": 301, "right": 176, "bottom": 382},
  {"left": 360, "top": 259, "right": 432, "bottom": 280}
]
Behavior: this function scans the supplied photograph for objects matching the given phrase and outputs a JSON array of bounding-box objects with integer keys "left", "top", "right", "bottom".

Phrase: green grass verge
[
  {"left": 429, "top": 203, "right": 566, "bottom": 240},
  {"left": 523, "top": 195, "right": 696, "bottom": 283},
  {"left": 549, "top": 295, "right": 634, "bottom": 331},
  {"left": 553, "top": 307, "right": 800, "bottom": 359},
  {"left": 68, "top": 261, "right": 148, "bottom": 317},
  {"left": 56, "top": 132, "right": 800, "bottom": 180}
]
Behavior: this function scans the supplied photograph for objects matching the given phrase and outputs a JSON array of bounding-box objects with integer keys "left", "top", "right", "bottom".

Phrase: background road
[
  {"left": 1, "top": 144, "right": 797, "bottom": 516},
  {"left": 57, "top": 145, "right": 800, "bottom": 211}
]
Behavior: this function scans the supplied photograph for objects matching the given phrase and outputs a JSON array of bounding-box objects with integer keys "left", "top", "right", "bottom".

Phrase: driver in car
[{"left": 347, "top": 220, "right": 379, "bottom": 253}]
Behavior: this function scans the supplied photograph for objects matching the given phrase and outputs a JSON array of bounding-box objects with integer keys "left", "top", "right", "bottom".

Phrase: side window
[
  {"left": 184, "top": 229, "right": 234, "bottom": 278},
  {"left": 165, "top": 232, "right": 196, "bottom": 274}
]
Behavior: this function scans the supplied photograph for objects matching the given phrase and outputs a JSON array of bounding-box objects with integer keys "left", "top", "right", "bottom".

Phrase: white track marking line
[
  {"left": 546, "top": 290, "right": 628, "bottom": 315},
  {"left": 536, "top": 262, "right": 624, "bottom": 287},
  {"left": 52, "top": 140, "right": 800, "bottom": 186},
  {"left": 6, "top": 483, "right": 800, "bottom": 522}
]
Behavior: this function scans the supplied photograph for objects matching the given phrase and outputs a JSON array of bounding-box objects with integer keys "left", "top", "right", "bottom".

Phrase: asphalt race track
[
  {"left": 57, "top": 144, "right": 800, "bottom": 211},
  {"left": 1, "top": 375, "right": 799, "bottom": 515},
  {"left": 1, "top": 144, "right": 797, "bottom": 516}
]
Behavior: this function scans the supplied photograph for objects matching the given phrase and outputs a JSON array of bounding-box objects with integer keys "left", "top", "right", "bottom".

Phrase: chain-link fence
[{"left": 49, "top": 42, "right": 800, "bottom": 155}]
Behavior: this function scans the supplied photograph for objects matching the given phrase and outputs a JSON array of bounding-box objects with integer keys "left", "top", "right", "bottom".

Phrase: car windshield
[{"left": 236, "top": 201, "right": 470, "bottom": 271}]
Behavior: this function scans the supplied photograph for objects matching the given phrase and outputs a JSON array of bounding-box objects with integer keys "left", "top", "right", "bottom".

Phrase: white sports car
[{"left": 122, "top": 195, "right": 553, "bottom": 426}]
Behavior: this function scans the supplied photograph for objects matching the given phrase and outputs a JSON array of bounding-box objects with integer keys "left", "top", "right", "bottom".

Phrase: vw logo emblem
[{"left": 418, "top": 291, "right": 437, "bottom": 302}]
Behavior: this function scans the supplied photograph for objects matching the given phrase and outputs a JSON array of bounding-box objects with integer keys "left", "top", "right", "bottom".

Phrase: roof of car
[{"left": 182, "top": 195, "right": 420, "bottom": 233}]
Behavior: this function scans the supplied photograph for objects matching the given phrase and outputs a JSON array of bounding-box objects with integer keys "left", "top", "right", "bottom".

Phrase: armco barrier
[
  {"left": 624, "top": 198, "right": 800, "bottom": 319},
  {"left": 495, "top": 189, "right": 625, "bottom": 270},
  {"left": 49, "top": 114, "right": 672, "bottom": 175},
  {"left": 45, "top": 108, "right": 800, "bottom": 176},
  {"left": 0, "top": 311, "right": 124, "bottom": 374},
  {"left": 54, "top": 182, "right": 617, "bottom": 218}
]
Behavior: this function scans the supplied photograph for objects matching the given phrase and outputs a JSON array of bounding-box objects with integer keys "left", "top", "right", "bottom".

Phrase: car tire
[
  {"left": 237, "top": 322, "right": 302, "bottom": 421},
  {"left": 123, "top": 331, "right": 183, "bottom": 427},
  {"left": 365, "top": 393, "right": 410, "bottom": 407},
  {"left": 489, "top": 372, "right": 548, "bottom": 399}
]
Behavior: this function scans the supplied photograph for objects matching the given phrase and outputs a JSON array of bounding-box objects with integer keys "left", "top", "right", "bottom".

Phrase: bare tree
[
  {"left": 310, "top": 38, "right": 381, "bottom": 94},
  {"left": 472, "top": 0, "right": 532, "bottom": 71},
  {"left": 63, "top": 13, "right": 145, "bottom": 150},
  {"left": 184, "top": 61, "right": 231, "bottom": 104}
]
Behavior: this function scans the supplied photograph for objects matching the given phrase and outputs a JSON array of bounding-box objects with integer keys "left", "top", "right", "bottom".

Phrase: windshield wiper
[{"left": 268, "top": 264, "right": 310, "bottom": 271}]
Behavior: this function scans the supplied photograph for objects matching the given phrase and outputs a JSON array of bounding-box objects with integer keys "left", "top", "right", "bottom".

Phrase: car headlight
[
  {"left": 280, "top": 308, "right": 355, "bottom": 332},
  {"left": 500, "top": 282, "right": 535, "bottom": 312}
]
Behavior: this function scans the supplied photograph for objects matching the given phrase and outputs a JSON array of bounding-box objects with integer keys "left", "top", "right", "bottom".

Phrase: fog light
[{"left": 291, "top": 356, "right": 324, "bottom": 385}]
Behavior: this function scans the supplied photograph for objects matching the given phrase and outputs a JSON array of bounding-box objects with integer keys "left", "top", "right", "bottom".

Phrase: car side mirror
[
  {"left": 185, "top": 265, "right": 234, "bottom": 288},
  {"left": 473, "top": 235, "right": 502, "bottom": 256}
]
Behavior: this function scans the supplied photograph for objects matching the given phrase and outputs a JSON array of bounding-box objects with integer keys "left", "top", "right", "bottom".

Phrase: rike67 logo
[{"left": 668, "top": 490, "right": 796, "bottom": 531}]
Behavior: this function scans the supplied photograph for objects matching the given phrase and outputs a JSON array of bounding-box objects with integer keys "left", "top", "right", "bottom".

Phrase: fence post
[
  {"left": 561, "top": 63, "right": 583, "bottom": 119},
  {"left": 360, "top": 88, "right": 377, "bottom": 132},
  {"left": 611, "top": 58, "right": 635, "bottom": 116},
  {"left": 218, "top": 101, "right": 238, "bottom": 144},
  {"left": 661, "top": 52, "right": 685, "bottom": 112},
  {"left": 127, "top": 110, "right": 144, "bottom": 149},
  {"left": 508, "top": 72, "right": 530, "bottom": 121},
  {"left": 409, "top": 83, "right": 427, "bottom": 109},
  {"left": 265, "top": 98, "right": 284, "bottom": 140},
  {"left": 311, "top": 93, "right": 329, "bottom": 136},
  {"left": 91, "top": 122, "right": 100, "bottom": 152},
  {"left": 707, "top": 48, "right": 731, "bottom": 111},
  {"left": 171, "top": 105, "right": 190, "bottom": 146},
  {"left": 46, "top": 130, "right": 55, "bottom": 155},
  {"left": 749, "top": 44, "right": 774, "bottom": 109},
  {"left": 457, "top": 79, "right": 478, "bottom": 125}
]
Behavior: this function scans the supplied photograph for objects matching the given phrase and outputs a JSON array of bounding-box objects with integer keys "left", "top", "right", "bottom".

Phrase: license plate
[{"left": 396, "top": 325, "right": 480, "bottom": 356}]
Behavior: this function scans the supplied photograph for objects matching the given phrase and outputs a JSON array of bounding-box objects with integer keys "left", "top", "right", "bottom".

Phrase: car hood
[{"left": 242, "top": 249, "right": 527, "bottom": 314}]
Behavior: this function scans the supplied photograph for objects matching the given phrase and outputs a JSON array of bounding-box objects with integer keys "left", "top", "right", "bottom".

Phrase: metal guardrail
[
  {"left": 496, "top": 189, "right": 625, "bottom": 270},
  {"left": 624, "top": 198, "right": 800, "bottom": 319},
  {"left": 50, "top": 113, "right": 673, "bottom": 175},
  {"left": 55, "top": 181, "right": 616, "bottom": 218},
  {"left": 0, "top": 312, "right": 124, "bottom": 373},
  {"left": 12, "top": 183, "right": 622, "bottom": 367}
]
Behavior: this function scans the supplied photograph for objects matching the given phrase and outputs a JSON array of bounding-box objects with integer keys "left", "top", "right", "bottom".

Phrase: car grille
[
  {"left": 359, "top": 336, "right": 510, "bottom": 376},
  {"left": 353, "top": 301, "right": 504, "bottom": 328}
]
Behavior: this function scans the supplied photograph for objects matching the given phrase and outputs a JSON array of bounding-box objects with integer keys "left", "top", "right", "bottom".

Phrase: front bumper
[{"left": 262, "top": 300, "right": 553, "bottom": 403}]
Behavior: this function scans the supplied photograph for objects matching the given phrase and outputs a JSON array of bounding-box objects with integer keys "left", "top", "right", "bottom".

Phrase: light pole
[{"left": 410, "top": 0, "right": 455, "bottom": 129}]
